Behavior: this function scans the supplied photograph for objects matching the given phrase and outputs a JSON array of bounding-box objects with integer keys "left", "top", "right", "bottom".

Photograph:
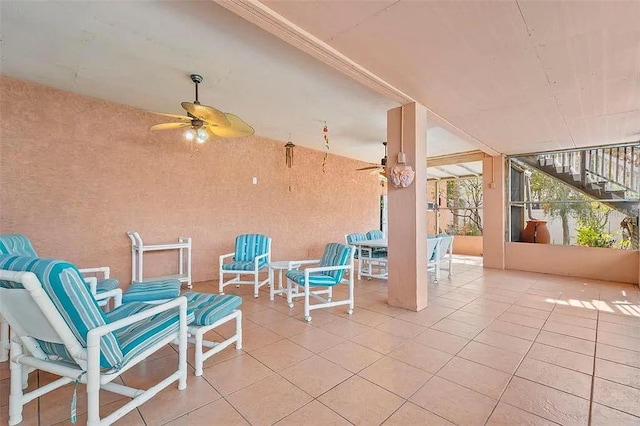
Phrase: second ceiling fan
[
  {"left": 357, "top": 141, "right": 388, "bottom": 181},
  {"left": 150, "top": 74, "right": 255, "bottom": 143}
]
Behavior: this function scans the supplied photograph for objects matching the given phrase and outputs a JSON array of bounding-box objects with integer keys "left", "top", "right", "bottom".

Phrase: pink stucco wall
[{"left": 0, "top": 76, "right": 381, "bottom": 286}]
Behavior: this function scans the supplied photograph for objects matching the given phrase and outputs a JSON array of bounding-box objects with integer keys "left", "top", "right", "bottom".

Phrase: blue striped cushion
[
  {"left": 319, "top": 243, "right": 353, "bottom": 282},
  {"left": 123, "top": 279, "right": 181, "bottom": 303},
  {"left": 108, "top": 302, "right": 194, "bottom": 363},
  {"left": 346, "top": 233, "right": 367, "bottom": 244},
  {"left": 96, "top": 278, "right": 119, "bottom": 293},
  {"left": 0, "top": 234, "right": 38, "bottom": 257},
  {"left": 366, "top": 230, "right": 384, "bottom": 240},
  {"left": 222, "top": 258, "right": 268, "bottom": 271},
  {"left": 234, "top": 234, "right": 270, "bottom": 262},
  {"left": 0, "top": 255, "right": 123, "bottom": 369},
  {"left": 184, "top": 292, "right": 242, "bottom": 325},
  {"left": 286, "top": 269, "right": 340, "bottom": 287}
]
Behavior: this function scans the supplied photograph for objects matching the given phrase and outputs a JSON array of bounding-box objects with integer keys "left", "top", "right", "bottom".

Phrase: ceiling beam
[
  {"left": 212, "top": 0, "right": 501, "bottom": 157},
  {"left": 427, "top": 150, "right": 487, "bottom": 167}
]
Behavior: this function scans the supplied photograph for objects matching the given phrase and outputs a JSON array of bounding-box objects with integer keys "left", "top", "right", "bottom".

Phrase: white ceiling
[
  {"left": 0, "top": 0, "right": 479, "bottom": 163},
  {"left": 263, "top": 0, "right": 640, "bottom": 154}
]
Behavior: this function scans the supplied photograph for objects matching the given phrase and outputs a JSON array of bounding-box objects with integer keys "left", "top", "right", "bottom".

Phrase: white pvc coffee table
[{"left": 268, "top": 261, "right": 299, "bottom": 302}]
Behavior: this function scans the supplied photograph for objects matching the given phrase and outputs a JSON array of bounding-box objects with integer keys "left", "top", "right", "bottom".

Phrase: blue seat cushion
[
  {"left": 40, "top": 301, "right": 196, "bottom": 369},
  {"left": 0, "top": 234, "right": 38, "bottom": 257},
  {"left": 184, "top": 292, "right": 242, "bottom": 326},
  {"left": 123, "top": 279, "right": 181, "bottom": 303},
  {"left": 286, "top": 269, "right": 340, "bottom": 287},
  {"left": 96, "top": 278, "right": 119, "bottom": 293},
  {"left": 222, "top": 258, "right": 268, "bottom": 271}
]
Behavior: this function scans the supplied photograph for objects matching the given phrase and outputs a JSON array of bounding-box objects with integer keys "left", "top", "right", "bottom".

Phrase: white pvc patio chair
[
  {"left": 0, "top": 254, "right": 190, "bottom": 426},
  {"left": 219, "top": 234, "right": 271, "bottom": 298},
  {"left": 426, "top": 237, "right": 441, "bottom": 281},
  {"left": 285, "top": 243, "right": 355, "bottom": 322}
]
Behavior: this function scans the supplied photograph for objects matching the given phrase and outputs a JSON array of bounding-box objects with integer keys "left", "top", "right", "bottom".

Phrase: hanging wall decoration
[
  {"left": 322, "top": 122, "right": 330, "bottom": 173},
  {"left": 387, "top": 106, "right": 416, "bottom": 188},
  {"left": 285, "top": 138, "right": 295, "bottom": 168}
]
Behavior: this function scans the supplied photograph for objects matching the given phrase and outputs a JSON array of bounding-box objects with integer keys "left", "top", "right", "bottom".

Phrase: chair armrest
[
  {"left": 255, "top": 252, "right": 270, "bottom": 261},
  {"left": 289, "top": 259, "right": 321, "bottom": 268},
  {"left": 87, "top": 296, "right": 188, "bottom": 339},
  {"left": 94, "top": 288, "right": 123, "bottom": 309},
  {"left": 79, "top": 266, "right": 110, "bottom": 279},
  {"left": 219, "top": 252, "right": 235, "bottom": 263},
  {"left": 305, "top": 264, "right": 351, "bottom": 274},
  {"left": 84, "top": 277, "right": 98, "bottom": 295}
]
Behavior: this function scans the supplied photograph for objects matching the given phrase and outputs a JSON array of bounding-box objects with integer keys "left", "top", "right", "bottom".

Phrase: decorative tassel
[
  {"left": 322, "top": 123, "right": 330, "bottom": 173},
  {"left": 285, "top": 141, "right": 295, "bottom": 168}
]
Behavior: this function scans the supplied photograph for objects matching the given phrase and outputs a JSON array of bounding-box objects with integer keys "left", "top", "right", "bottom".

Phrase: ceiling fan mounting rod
[{"left": 190, "top": 74, "right": 203, "bottom": 104}]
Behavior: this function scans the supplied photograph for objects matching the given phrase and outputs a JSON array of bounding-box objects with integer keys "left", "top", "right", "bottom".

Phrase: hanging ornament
[
  {"left": 387, "top": 106, "right": 415, "bottom": 188},
  {"left": 285, "top": 136, "right": 295, "bottom": 169},
  {"left": 322, "top": 122, "right": 330, "bottom": 173}
]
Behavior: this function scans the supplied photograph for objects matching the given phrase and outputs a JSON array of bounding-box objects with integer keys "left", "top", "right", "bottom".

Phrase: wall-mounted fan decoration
[{"left": 149, "top": 74, "right": 254, "bottom": 143}]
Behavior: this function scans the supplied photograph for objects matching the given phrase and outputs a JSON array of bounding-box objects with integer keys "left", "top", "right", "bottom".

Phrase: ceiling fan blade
[
  {"left": 181, "top": 102, "right": 230, "bottom": 127},
  {"left": 149, "top": 122, "right": 191, "bottom": 131},
  {"left": 369, "top": 169, "right": 384, "bottom": 175},
  {"left": 149, "top": 112, "right": 192, "bottom": 122},
  {"left": 357, "top": 165, "right": 383, "bottom": 171},
  {"left": 206, "top": 114, "right": 255, "bottom": 138}
]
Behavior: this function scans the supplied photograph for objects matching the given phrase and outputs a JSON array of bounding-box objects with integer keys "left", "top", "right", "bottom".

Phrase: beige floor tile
[
  {"left": 548, "top": 312, "right": 597, "bottom": 329},
  {"left": 497, "top": 312, "right": 546, "bottom": 329},
  {"left": 239, "top": 326, "right": 284, "bottom": 352},
  {"left": 486, "top": 320, "right": 540, "bottom": 340},
  {"left": 51, "top": 398, "right": 145, "bottom": 426},
  {"left": 597, "top": 331, "right": 640, "bottom": 352},
  {"left": 396, "top": 305, "right": 456, "bottom": 327},
  {"left": 592, "top": 377, "right": 640, "bottom": 417},
  {"left": 458, "top": 341, "right": 523, "bottom": 374},
  {"left": 410, "top": 376, "right": 496, "bottom": 426},
  {"left": 338, "top": 307, "right": 390, "bottom": 327},
  {"left": 552, "top": 305, "right": 598, "bottom": 320},
  {"left": 599, "top": 311, "right": 640, "bottom": 327},
  {"left": 598, "top": 321, "right": 640, "bottom": 339},
  {"left": 486, "top": 401, "right": 557, "bottom": 425},
  {"left": 447, "top": 310, "right": 494, "bottom": 328},
  {"left": 382, "top": 402, "right": 454, "bottom": 425},
  {"left": 527, "top": 342, "right": 594, "bottom": 375},
  {"left": 461, "top": 299, "right": 511, "bottom": 317},
  {"left": 249, "top": 339, "right": 313, "bottom": 371},
  {"left": 473, "top": 329, "right": 532, "bottom": 355},
  {"left": 263, "top": 316, "right": 313, "bottom": 337},
  {"left": 514, "top": 296, "right": 555, "bottom": 312},
  {"left": 245, "top": 307, "right": 290, "bottom": 325},
  {"left": 595, "top": 358, "right": 640, "bottom": 389},
  {"left": 375, "top": 318, "right": 426, "bottom": 339},
  {"left": 590, "top": 402, "right": 640, "bottom": 426},
  {"left": 359, "top": 356, "right": 432, "bottom": 398},
  {"left": 275, "top": 401, "right": 350, "bottom": 426},
  {"left": 287, "top": 327, "right": 345, "bottom": 353},
  {"left": 505, "top": 305, "right": 552, "bottom": 320},
  {"left": 201, "top": 354, "right": 273, "bottom": 396},
  {"left": 227, "top": 375, "right": 312, "bottom": 425},
  {"left": 542, "top": 321, "right": 596, "bottom": 341},
  {"left": 437, "top": 356, "right": 511, "bottom": 399},
  {"left": 320, "top": 317, "right": 372, "bottom": 339},
  {"left": 502, "top": 377, "right": 590, "bottom": 426},
  {"left": 412, "top": 328, "right": 470, "bottom": 354},
  {"left": 596, "top": 343, "right": 640, "bottom": 368},
  {"left": 350, "top": 328, "right": 405, "bottom": 354},
  {"left": 388, "top": 341, "right": 453, "bottom": 373},
  {"left": 429, "top": 297, "right": 468, "bottom": 310},
  {"left": 431, "top": 318, "right": 485, "bottom": 339},
  {"left": 536, "top": 330, "right": 595, "bottom": 356},
  {"left": 515, "top": 357, "right": 592, "bottom": 399},
  {"left": 279, "top": 355, "right": 352, "bottom": 397},
  {"left": 320, "top": 341, "right": 383, "bottom": 373},
  {"left": 135, "top": 374, "right": 221, "bottom": 425},
  {"left": 318, "top": 376, "right": 404, "bottom": 425},
  {"left": 164, "top": 398, "right": 248, "bottom": 425}
]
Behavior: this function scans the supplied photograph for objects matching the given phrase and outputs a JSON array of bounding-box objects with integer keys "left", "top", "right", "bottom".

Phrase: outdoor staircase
[{"left": 518, "top": 143, "right": 640, "bottom": 216}]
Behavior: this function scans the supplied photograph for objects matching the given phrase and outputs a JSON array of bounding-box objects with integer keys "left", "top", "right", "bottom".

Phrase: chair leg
[
  {"left": 9, "top": 338, "right": 23, "bottom": 426},
  {"left": 286, "top": 279, "right": 294, "bottom": 308},
  {"left": 194, "top": 332, "right": 204, "bottom": 377},
  {"left": 253, "top": 272, "right": 259, "bottom": 298},
  {"left": 235, "top": 311, "right": 243, "bottom": 350},
  {"left": 303, "top": 284, "right": 311, "bottom": 322},
  {"left": 0, "top": 317, "right": 9, "bottom": 362}
]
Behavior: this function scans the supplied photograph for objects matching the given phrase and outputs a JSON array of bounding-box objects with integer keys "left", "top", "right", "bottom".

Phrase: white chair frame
[
  {"left": 188, "top": 310, "right": 242, "bottom": 376},
  {"left": 286, "top": 252, "right": 355, "bottom": 323},
  {"left": 219, "top": 245, "right": 271, "bottom": 298},
  {"left": 0, "top": 270, "right": 188, "bottom": 426}
]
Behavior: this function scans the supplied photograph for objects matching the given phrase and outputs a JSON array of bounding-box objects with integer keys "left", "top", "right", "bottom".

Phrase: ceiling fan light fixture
[
  {"left": 196, "top": 127, "right": 209, "bottom": 143},
  {"left": 184, "top": 128, "right": 196, "bottom": 141}
]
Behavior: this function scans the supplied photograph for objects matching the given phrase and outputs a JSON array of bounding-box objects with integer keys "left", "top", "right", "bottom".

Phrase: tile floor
[{"left": 2, "top": 256, "right": 640, "bottom": 425}]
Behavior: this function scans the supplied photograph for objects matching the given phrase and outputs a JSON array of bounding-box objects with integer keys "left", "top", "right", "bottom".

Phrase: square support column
[
  {"left": 482, "top": 155, "right": 506, "bottom": 269},
  {"left": 386, "top": 103, "right": 428, "bottom": 311}
]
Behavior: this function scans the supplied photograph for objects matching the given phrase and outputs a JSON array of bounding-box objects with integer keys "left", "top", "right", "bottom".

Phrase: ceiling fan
[
  {"left": 149, "top": 74, "right": 255, "bottom": 143},
  {"left": 357, "top": 142, "right": 388, "bottom": 181}
]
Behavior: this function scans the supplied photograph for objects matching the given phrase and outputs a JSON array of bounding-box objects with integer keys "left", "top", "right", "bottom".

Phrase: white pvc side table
[{"left": 268, "top": 261, "right": 299, "bottom": 303}]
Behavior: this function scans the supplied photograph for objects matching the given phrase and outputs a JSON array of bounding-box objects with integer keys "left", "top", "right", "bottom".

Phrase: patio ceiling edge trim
[
  {"left": 427, "top": 150, "right": 487, "bottom": 167},
  {"left": 211, "top": 0, "right": 500, "bottom": 157}
]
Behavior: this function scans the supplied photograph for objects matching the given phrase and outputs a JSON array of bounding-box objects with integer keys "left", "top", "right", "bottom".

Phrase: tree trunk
[{"left": 561, "top": 213, "right": 570, "bottom": 245}]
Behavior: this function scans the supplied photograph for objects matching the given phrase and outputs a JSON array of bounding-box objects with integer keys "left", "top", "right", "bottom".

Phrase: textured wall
[{"left": 0, "top": 76, "right": 381, "bottom": 285}]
